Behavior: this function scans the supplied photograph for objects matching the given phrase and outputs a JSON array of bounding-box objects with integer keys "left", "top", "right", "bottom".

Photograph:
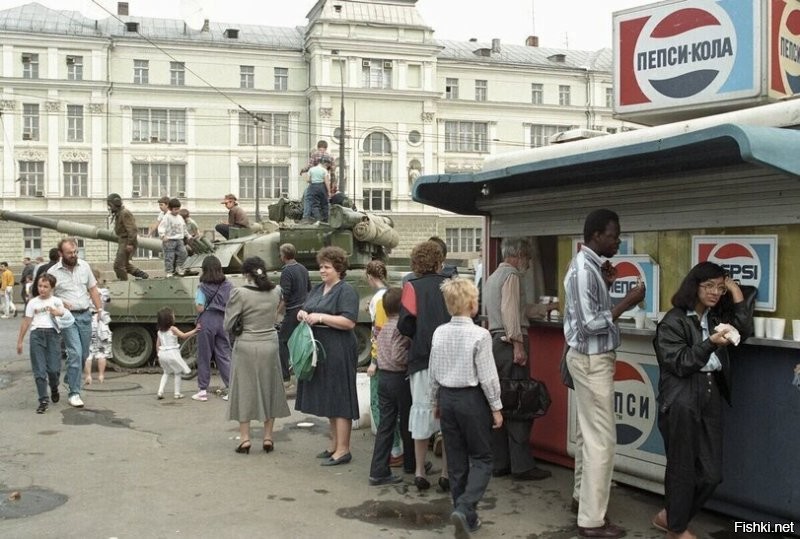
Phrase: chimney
[
  {"left": 201, "top": 19, "right": 210, "bottom": 32},
  {"left": 526, "top": 35, "right": 539, "bottom": 47},
  {"left": 491, "top": 38, "right": 501, "bottom": 54},
  {"left": 117, "top": 2, "right": 129, "bottom": 16}
]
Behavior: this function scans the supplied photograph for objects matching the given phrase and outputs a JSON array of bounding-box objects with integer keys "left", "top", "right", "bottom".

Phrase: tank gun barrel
[{"left": 0, "top": 210, "right": 163, "bottom": 253}]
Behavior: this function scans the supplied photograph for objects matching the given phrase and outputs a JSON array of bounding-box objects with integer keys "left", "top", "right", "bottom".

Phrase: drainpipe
[{"left": 584, "top": 68, "right": 592, "bottom": 129}]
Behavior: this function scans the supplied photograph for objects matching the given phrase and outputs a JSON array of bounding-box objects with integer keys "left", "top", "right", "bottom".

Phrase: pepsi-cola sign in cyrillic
[
  {"left": 615, "top": 0, "right": 763, "bottom": 115},
  {"left": 609, "top": 255, "right": 661, "bottom": 318},
  {"left": 692, "top": 235, "right": 778, "bottom": 311}
]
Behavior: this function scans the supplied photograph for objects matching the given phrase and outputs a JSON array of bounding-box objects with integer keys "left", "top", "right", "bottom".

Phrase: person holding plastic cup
[{"left": 652, "top": 262, "right": 753, "bottom": 539}]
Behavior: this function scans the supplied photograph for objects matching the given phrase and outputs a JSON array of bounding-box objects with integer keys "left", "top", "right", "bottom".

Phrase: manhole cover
[{"left": 83, "top": 380, "right": 141, "bottom": 392}]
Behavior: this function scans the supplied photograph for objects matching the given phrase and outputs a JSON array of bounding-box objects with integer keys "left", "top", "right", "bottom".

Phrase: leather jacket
[{"left": 653, "top": 298, "right": 753, "bottom": 412}]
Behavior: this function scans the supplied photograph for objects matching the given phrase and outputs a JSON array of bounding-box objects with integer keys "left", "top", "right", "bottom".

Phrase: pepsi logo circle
[
  {"left": 706, "top": 242, "right": 760, "bottom": 287},
  {"left": 609, "top": 261, "right": 643, "bottom": 301},
  {"left": 778, "top": 7, "right": 800, "bottom": 94},
  {"left": 614, "top": 361, "right": 655, "bottom": 447},
  {"left": 634, "top": 4, "right": 736, "bottom": 100}
]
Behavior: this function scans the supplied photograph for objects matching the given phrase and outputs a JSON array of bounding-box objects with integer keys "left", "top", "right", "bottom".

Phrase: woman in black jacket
[{"left": 652, "top": 262, "right": 753, "bottom": 539}]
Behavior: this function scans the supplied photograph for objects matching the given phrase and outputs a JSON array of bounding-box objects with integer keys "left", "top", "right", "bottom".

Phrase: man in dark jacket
[
  {"left": 277, "top": 243, "right": 311, "bottom": 382},
  {"left": 107, "top": 193, "right": 148, "bottom": 280}
]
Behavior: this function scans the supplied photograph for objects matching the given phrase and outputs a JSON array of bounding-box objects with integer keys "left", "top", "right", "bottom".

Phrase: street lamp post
[
  {"left": 254, "top": 116, "right": 261, "bottom": 222},
  {"left": 332, "top": 50, "right": 346, "bottom": 195}
]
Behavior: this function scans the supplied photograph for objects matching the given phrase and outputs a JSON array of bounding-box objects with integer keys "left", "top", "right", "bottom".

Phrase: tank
[{"left": 0, "top": 202, "right": 403, "bottom": 369}]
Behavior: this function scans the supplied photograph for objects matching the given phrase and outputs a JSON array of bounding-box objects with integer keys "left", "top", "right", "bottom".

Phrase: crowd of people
[{"left": 10, "top": 205, "right": 782, "bottom": 539}]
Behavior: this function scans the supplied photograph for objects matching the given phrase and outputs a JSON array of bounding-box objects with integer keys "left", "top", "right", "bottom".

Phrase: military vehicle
[{"left": 0, "top": 201, "right": 402, "bottom": 369}]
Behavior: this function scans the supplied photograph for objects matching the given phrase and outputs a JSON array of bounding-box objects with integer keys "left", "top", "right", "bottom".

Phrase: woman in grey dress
[
  {"left": 296, "top": 246, "right": 360, "bottom": 466},
  {"left": 224, "top": 256, "right": 289, "bottom": 454}
]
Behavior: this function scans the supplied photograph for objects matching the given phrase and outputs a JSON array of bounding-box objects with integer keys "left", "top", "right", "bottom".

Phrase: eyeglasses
[{"left": 700, "top": 283, "right": 727, "bottom": 295}]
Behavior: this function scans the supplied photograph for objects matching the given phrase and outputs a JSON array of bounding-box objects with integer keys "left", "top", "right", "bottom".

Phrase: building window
[
  {"left": 238, "top": 165, "right": 289, "bottom": 199},
  {"left": 22, "top": 53, "right": 39, "bottom": 79},
  {"left": 362, "top": 132, "right": 392, "bottom": 185},
  {"left": 74, "top": 238, "right": 86, "bottom": 259},
  {"left": 559, "top": 85, "right": 571, "bottom": 106},
  {"left": 136, "top": 227, "right": 155, "bottom": 259},
  {"left": 475, "top": 80, "right": 487, "bottom": 102},
  {"left": 63, "top": 162, "right": 88, "bottom": 198},
  {"left": 445, "top": 121, "right": 488, "bottom": 153},
  {"left": 530, "top": 124, "right": 573, "bottom": 147},
  {"left": 362, "top": 189, "right": 392, "bottom": 211},
  {"left": 445, "top": 227, "right": 482, "bottom": 253},
  {"left": 131, "top": 163, "right": 186, "bottom": 198},
  {"left": 361, "top": 59, "right": 392, "bottom": 89},
  {"left": 605, "top": 87, "right": 614, "bottom": 108},
  {"left": 66, "top": 55, "right": 83, "bottom": 81},
  {"left": 133, "top": 59, "right": 149, "bottom": 84},
  {"left": 22, "top": 104, "right": 40, "bottom": 141},
  {"left": 240, "top": 65, "right": 254, "bottom": 89},
  {"left": 67, "top": 105, "right": 84, "bottom": 142},
  {"left": 238, "top": 112, "right": 289, "bottom": 146},
  {"left": 23, "top": 228, "right": 42, "bottom": 259},
  {"left": 531, "top": 83, "right": 543, "bottom": 104},
  {"left": 132, "top": 108, "right": 186, "bottom": 143},
  {"left": 170, "top": 61, "right": 185, "bottom": 86},
  {"left": 18, "top": 161, "right": 44, "bottom": 197},
  {"left": 445, "top": 78, "right": 459, "bottom": 100},
  {"left": 274, "top": 67, "right": 288, "bottom": 91}
]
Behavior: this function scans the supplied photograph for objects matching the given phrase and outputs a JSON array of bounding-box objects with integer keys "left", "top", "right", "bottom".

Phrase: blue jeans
[
  {"left": 30, "top": 328, "right": 61, "bottom": 402},
  {"left": 163, "top": 239, "right": 187, "bottom": 274},
  {"left": 303, "top": 183, "right": 329, "bottom": 221},
  {"left": 62, "top": 311, "right": 93, "bottom": 396}
]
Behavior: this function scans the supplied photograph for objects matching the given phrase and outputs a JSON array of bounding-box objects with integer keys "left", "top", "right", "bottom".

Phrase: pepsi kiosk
[{"left": 412, "top": 96, "right": 800, "bottom": 530}]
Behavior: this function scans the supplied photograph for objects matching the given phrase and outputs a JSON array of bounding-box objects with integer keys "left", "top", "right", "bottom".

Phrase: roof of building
[
  {"left": 412, "top": 120, "right": 800, "bottom": 215},
  {"left": 0, "top": 2, "right": 606, "bottom": 67}
]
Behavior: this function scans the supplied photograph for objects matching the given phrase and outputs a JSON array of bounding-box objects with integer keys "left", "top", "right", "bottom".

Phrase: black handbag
[
  {"left": 560, "top": 343, "right": 575, "bottom": 389},
  {"left": 230, "top": 313, "right": 243, "bottom": 337},
  {"left": 499, "top": 378, "right": 551, "bottom": 420}
]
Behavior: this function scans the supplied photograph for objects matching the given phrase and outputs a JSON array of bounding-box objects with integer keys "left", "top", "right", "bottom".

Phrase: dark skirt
[{"left": 295, "top": 326, "right": 359, "bottom": 420}]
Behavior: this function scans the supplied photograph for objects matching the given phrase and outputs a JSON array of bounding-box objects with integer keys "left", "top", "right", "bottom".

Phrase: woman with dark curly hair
[
  {"left": 296, "top": 246, "right": 360, "bottom": 466},
  {"left": 225, "top": 256, "right": 289, "bottom": 454},
  {"left": 399, "top": 240, "right": 452, "bottom": 491},
  {"left": 193, "top": 255, "right": 233, "bottom": 402},
  {"left": 652, "top": 261, "right": 752, "bottom": 538}
]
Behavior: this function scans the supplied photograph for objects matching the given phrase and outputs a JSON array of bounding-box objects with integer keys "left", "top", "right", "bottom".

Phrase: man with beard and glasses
[{"left": 48, "top": 238, "right": 103, "bottom": 408}]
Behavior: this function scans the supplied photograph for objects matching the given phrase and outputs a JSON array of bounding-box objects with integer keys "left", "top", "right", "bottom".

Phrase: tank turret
[{"left": 1, "top": 203, "right": 403, "bottom": 370}]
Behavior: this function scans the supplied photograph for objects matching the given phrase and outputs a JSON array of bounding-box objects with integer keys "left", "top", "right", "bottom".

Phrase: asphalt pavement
[{"left": 0, "top": 315, "right": 778, "bottom": 538}]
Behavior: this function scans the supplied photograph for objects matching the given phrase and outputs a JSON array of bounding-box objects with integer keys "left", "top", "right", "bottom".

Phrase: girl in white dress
[{"left": 156, "top": 307, "right": 199, "bottom": 399}]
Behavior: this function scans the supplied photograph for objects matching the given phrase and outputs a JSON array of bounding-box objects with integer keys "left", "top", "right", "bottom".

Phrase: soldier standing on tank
[{"left": 107, "top": 193, "right": 149, "bottom": 280}]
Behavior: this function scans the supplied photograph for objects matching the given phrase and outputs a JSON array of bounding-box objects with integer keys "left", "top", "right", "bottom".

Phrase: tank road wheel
[
  {"left": 355, "top": 324, "right": 372, "bottom": 367},
  {"left": 111, "top": 324, "right": 154, "bottom": 368},
  {"left": 180, "top": 334, "right": 198, "bottom": 380}
]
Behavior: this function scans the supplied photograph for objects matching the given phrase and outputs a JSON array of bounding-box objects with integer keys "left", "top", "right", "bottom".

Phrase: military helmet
[{"left": 106, "top": 193, "right": 123, "bottom": 207}]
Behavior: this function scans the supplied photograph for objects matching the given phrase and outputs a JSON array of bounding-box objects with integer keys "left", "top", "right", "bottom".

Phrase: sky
[{"left": 0, "top": 0, "right": 653, "bottom": 51}]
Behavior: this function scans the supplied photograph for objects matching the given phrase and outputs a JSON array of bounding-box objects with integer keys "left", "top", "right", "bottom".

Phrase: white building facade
[{"left": 0, "top": 0, "right": 634, "bottom": 263}]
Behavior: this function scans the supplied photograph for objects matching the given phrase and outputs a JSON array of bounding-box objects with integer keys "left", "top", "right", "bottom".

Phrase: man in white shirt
[{"left": 48, "top": 238, "right": 103, "bottom": 408}]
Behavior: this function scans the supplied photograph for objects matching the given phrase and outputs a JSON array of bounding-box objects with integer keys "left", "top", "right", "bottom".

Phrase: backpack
[{"left": 288, "top": 321, "right": 325, "bottom": 381}]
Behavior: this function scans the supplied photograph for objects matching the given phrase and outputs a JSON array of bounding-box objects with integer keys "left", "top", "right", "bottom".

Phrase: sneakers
[
  {"left": 174, "top": 393, "right": 184, "bottom": 399},
  {"left": 68, "top": 394, "right": 84, "bottom": 408},
  {"left": 51, "top": 388, "right": 60, "bottom": 403},
  {"left": 222, "top": 393, "right": 229, "bottom": 401},
  {"left": 191, "top": 390, "right": 208, "bottom": 402},
  {"left": 0, "top": 315, "right": 8, "bottom": 319},
  {"left": 36, "top": 401, "right": 48, "bottom": 414},
  {"left": 450, "top": 511, "right": 480, "bottom": 538}
]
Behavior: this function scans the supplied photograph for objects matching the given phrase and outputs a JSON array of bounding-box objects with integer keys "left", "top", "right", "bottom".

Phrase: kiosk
[{"left": 412, "top": 98, "right": 800, "bottom": 527}]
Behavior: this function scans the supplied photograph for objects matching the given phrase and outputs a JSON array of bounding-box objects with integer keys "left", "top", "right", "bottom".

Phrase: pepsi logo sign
[
  {"left": 614, "top": 361, "right": 655, "bottom": 446},
  {"left": 634, "top": 5, "right": 736, "bottom": 100},
  {"left": 609, "top": 260, "right": 644, "bottom": 300},
  {"left": 778, "top": 5, "right": 800, "bottom": 94},
  {"left": 706, "top": 242, "right": 760, "bottom": 286}
]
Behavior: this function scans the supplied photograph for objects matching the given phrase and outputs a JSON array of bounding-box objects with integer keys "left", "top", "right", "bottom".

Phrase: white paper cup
[
  {"left": 753, "top": 317, "right": 766, "bottom": 338},
  {"left": 793, "top": 320, "right": 800, "bottom": 342},
  {"left": 767, "top": 318, "right": 786, "bottom": 340},
  {"left": 634, "top": 311, "right": 647, "bottom": 329}
]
